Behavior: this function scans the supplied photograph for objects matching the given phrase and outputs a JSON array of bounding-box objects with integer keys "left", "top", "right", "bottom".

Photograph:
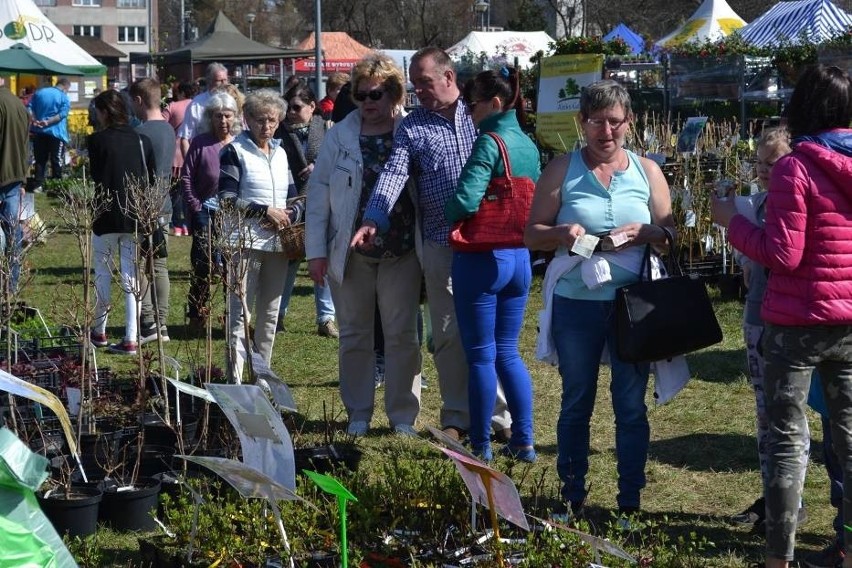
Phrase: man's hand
[
  {"left": 307, "top": 258, "right": 328, "bottom": 286},
  {"left": 350, "top": 221, "right": 378, "bottom": 250}
]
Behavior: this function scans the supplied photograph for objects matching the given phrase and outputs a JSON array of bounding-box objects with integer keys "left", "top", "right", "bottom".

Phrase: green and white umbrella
[{"left": 0, "top": 43, "right": 83, "bottom": 75}]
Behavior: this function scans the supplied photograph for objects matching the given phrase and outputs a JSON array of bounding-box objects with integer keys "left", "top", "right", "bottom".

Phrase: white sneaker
[
  {"left": 394, "top": 424, "right": 418, "bottom": 437},
  {"left": 347, "top": 421, "right": 368, "bottom": 437}
]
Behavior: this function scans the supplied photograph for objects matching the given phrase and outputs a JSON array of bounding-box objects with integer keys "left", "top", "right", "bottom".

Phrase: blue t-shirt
[{"left": 554, "top": 148, "right": 651, "bottom": 301}]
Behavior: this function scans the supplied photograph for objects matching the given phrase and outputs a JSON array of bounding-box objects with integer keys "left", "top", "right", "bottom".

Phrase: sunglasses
[{"left": 353, "top": 89, "right": 385, "bottom": 102}]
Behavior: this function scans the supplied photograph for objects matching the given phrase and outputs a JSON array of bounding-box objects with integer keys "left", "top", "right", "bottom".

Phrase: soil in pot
[
  {"left": 100, "top": 476, "right": 162, "bottom": 531},
  {"left": 37, "top": 486, "right": 102, "bottom": 538}
]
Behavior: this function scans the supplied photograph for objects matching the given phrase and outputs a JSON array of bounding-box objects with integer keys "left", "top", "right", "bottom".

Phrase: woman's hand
[
  {"left": 710, "top": 195, "right": 737, "bottom": 228},
  {"left": 610, "top": 223, "right": 665, "bottom": 247},
  {"left": 308, "top": 258, "right": 328, "bottom": 285},
  {"left": 298, "top": 163, "right": 314, "bottom": 181},
  {"left": 265, "top": 206, "right": 290, "bottom": 229},
  {"left": 556, "top": 223, "right": 586, "bottom": 249}
]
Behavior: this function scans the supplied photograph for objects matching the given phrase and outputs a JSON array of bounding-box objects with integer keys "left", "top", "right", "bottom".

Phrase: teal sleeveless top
[{"left": 555, "top": 148, "right": 652, "bottom": 301}]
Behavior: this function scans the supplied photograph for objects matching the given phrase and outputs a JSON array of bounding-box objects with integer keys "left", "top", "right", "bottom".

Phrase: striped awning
[{"left": 739, "top": 0, "right": 852, "bottom": 47}]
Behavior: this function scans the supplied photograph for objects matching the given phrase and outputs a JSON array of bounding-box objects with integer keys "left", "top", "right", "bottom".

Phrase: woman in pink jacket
[{"left": 712, "top": 64, "right": 852, "bottom": 568}]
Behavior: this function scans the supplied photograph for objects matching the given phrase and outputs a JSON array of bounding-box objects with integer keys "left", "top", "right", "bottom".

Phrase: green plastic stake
[{"left": 303, "top": 470, "right": 357, "bottom": 568}]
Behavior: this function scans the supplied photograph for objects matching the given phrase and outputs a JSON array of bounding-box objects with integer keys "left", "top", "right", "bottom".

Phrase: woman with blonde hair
[{"left": 306, "top": 54, "right": 422, "bottom": 436}]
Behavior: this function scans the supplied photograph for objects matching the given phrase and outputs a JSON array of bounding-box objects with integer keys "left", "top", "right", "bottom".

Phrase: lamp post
[
  {"left": 246, "top": 12, "right": 256, "bottom": 40},
  {"left": 473, "top": 0, "right": 489, "bottom": 32}
]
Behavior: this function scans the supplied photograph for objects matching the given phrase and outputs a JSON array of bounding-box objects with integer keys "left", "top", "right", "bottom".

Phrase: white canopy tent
[
  {"left": 0, "top": 0, "right": 105, "bottom": 74},
  {"left": 656, "top": 0, "right": 747, "bottom": 48},
  {"left": 447, "top": 31, "right": 555, "bottom": 69}
]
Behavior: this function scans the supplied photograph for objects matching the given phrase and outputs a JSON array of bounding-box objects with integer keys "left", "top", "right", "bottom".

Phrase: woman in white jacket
[
  {"left": 219, "top": 89, "right": 300, "bottom": 382},
  {"left": 306, "top": 54, "right": 422, "bottom": 436}
]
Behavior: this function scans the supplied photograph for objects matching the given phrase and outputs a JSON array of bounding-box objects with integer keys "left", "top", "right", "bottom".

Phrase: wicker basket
[{"left": 279, "top": 196, "right": 306, "bottom": 260}]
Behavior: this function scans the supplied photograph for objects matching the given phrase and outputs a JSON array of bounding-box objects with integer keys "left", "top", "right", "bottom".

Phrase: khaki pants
[
  {"left": 228, "top": 249, "right": 289, "bottom": 383},
  {"left": 330, "top": 250, "right": 422, "bottom": 427}
]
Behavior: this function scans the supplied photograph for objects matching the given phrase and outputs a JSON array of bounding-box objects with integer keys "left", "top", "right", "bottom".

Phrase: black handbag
[{"left": 614, "top": 227, "right": 722, "bottom": 363}]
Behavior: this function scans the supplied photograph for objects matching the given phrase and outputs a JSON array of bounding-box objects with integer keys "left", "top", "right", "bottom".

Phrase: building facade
[{"left": 34, "top": 0, "right": 157, "bottom": 84}]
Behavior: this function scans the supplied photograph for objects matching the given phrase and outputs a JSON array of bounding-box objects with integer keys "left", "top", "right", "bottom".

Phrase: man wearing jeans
[
  {"left": 0, "top": 78, "right": 29, "bottom": 291},
  {"left": 351, "top": 47, "right": 511, "bottom": 440},
  {"left": 28, "top": 77, "right": 70, "bottom": 192}
]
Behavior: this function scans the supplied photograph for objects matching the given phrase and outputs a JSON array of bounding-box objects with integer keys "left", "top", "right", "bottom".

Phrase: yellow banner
[{"left": 535, "top": 54, "right": 604, "bottom": 151}]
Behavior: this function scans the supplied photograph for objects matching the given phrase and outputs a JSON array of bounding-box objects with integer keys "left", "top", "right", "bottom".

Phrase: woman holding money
[{"left": 523, "top": 80, "right": 674, "bottom": 520}]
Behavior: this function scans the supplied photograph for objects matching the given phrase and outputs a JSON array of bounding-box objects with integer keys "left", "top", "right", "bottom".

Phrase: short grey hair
[
  {"left": 205, "top": 62, "right": 228, "bottom": 84},
  {"left": 199, "top": 92, "right": 242, "bottom": 136},
  {"left": 580, "top": 80, "right": 632, "bottom": 118},
  {"left": 243, "top": 89, "right": 286, "bottom": 122}
]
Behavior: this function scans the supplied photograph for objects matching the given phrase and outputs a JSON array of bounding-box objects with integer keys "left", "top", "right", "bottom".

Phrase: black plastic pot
[
  {"left": 294, "top": 443, "right": 362, "bottom": 475},
  {"left": 142, "top": 413, "right": 199, "bottom": 447},
  {"left": 100, "top": 477, "right": 162, "bottom": 531},
  {"left": 297, "top": 551, "right": 339, "bottom": 568},
  {"left": 37, "top": 486, "right": 102, "bottom": 537}
]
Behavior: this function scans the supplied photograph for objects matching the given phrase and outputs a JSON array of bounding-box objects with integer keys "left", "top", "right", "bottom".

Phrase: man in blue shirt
[
  {"left": 28, "top": 77, "right": 71, "bottom": 192},
  {"left": 350, "top": 47, "right": 511, "bottom": 441}
]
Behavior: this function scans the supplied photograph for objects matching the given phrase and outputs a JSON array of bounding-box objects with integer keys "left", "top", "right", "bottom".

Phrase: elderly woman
[
  {"left": 306, "top": 54, "right": 421, "bottom": 436},
  {"left": 712, "top": 65, "right": 852, "bottom": 568},
  {"left": 524, "top": 80, "right": 674, "bottom": 518},
  {"left": 276, "top": 83, "right": 338, "bottom": 338},
  {"left": 89, "top": 89, "right": 156, "bottom": 356},
  {"left": 181, "top": 92, "right": 241, "bottom": 331},
  {"left": 218, "top": 89, "right": 299, "bottom": 382}
]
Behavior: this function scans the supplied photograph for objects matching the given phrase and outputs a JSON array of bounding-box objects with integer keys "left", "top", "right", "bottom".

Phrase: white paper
[{"left": 571, "top": 234, "right": 599, "bottom": 259}]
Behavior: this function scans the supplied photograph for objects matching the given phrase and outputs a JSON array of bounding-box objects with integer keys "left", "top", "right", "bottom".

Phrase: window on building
[
  {"left": 72, "top": 0, "right": 102, "bottom": 6},
  {"left": 117, "top": 0, "right": 147, "bottom": 7},
  {"left": 34, "top": 0, "right": 57, "bottom": 6},
  {"left": 72, "top": 25, "right": 102, "bottom": 38},
  {"left": 117, "top": 26, "right": 146, "bottom": 44}
]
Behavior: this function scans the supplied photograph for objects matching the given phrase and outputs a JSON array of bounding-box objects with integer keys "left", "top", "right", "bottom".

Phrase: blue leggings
[{"left": 452, "top": 248, "right": 534, "bottom": 453}]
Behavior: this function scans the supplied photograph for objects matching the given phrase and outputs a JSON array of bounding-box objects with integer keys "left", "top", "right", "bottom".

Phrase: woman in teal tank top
[{"left": 524, "top": 80, "right": 676, "bottom": 519}]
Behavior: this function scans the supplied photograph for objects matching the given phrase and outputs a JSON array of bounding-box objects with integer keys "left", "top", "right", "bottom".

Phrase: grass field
[{"left": 20, "top": 192, "right": 839, "bottom": 566}]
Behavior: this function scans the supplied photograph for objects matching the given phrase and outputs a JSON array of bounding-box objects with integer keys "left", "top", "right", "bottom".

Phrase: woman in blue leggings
[{"left": 445, "top": 68, "right": 540, "bottom": 462}]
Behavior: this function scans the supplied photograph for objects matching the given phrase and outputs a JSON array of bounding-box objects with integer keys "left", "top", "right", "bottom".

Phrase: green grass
[{"left": 22, "top": 193, "right": 838, "bottom": 566}]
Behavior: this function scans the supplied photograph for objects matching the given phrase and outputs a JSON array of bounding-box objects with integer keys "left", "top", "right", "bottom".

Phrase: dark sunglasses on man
[{"left": 353, "top": 89, "right": 384, "bottom": 102}]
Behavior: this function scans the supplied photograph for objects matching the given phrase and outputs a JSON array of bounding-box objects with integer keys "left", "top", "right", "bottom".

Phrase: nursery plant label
[
  {"left": 165, "top": 377, "right": 215, "bottom": 403},
  {"left": 176, "top": 455, "right": 303, "bottom": 502},
  {"left": 435, "top": 445, "right": 529, "bottom": 531},
  {"left": 0, "top": 369, "right": 78, "bottom": 457},
  {"left": 250, "top": 351, "right": 298, "bottom": 412},
  {"left": 206, "top": 384, "right": 296, "bottom": 491}
]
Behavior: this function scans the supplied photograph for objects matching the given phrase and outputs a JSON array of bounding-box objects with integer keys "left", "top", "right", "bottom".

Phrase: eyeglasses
[
  {"left": 353, "top": 89, "right": 385, "bottom": 102},
  {"left": 584, "top": 117, "right": 629, "bottom": 129}
]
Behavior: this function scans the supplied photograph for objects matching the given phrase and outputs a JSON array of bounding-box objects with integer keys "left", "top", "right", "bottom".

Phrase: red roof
[{"left": 296, "top": 32, "right": 373, "bottom": 61}]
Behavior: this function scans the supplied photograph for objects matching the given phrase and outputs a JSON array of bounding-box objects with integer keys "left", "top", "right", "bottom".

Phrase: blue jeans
[
  {"left": 551, "top": 295, "right": 650, "bottom": 509},
  {"left": 279, "top": 259, "right": 335, "bottom": 324},
  {"left": 452, "top": 248, "right": 533, "bottom": 454},
  {"left": 0, "top": 182, "right": 22, "bottom": 291}
]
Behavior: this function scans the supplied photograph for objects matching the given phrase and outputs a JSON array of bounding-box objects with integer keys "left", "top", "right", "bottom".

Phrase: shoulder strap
[
  {"left": 138, "top": 135, "right": 148, "bottom": 177},
  {"left": 483, "top": 132, "right": 512, "bottom": 178}
]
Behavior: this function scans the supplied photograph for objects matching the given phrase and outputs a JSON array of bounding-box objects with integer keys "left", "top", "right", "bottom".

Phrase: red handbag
[{"left": 448, "top": 132, "right": 535, "bottom": 252}]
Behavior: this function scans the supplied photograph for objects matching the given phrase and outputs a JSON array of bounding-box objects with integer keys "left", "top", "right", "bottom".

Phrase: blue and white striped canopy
[{"left": 739, "top": 0, "right": 852, "bottom": 47}]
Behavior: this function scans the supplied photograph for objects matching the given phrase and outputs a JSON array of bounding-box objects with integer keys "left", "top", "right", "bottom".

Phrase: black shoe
[{"left": 731, "top": 496, "right": 765, "bottom": 526}]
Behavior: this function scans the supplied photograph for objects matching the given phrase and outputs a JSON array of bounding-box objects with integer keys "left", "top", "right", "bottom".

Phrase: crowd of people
[{"left": 0, "top": 47, "right": 850, "bottom": 568}]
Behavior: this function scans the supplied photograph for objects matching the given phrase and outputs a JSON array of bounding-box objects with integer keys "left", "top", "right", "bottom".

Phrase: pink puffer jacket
[{"left": 728, "top": 129, "right": 852, "bottom": 326}]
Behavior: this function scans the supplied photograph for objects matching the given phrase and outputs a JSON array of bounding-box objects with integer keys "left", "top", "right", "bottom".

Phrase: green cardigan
[{"left": 445, "top": 109, "right": 541, "bottom": 223}]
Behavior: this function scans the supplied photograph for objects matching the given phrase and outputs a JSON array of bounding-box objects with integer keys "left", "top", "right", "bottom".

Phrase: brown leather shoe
[{"left": 441, "top": 426, "right": 467, "bottom": 442}]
